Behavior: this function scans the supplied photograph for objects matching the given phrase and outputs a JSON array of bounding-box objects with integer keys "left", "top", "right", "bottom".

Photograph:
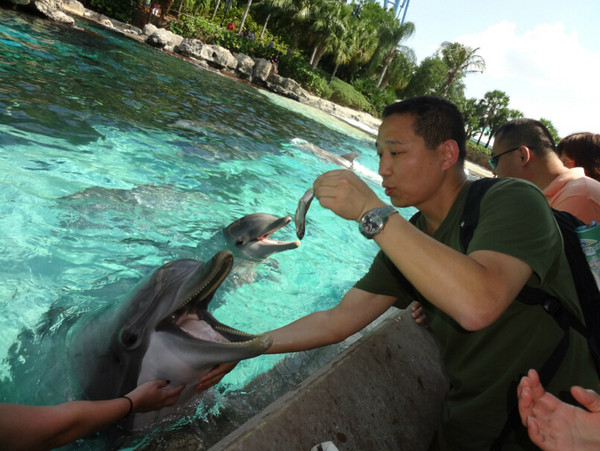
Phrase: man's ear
[
  {"left": 519, "top": 145, "right": 533, "bottom": 166},
  {"left": 440, "top": 139, "right": 460, "bottom": 170}
]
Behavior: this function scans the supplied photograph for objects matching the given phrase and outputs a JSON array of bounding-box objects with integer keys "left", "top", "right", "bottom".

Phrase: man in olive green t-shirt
[{"left": 197, "top": 96, "right": 598, "bottom": 450}]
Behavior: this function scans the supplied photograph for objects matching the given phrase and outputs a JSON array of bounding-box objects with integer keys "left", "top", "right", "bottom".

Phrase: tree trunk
[
  {"left": 238, "top": 0, "right": 253, "bottom": 34},
  {"left": 485, "top": 133, "right": 493, "bottom": 148},
  {"left": 311, "top": 46, "right": 326, "bottom": 70},
  {"left": 176, "top": 0, "right": 183, "bottom": 20},
  {"left": 211, "top": 0, "right": 221, "bottom": 21},
  {"left": 442, "top": 72, "right": 457, "bottom": 98},
  {"left": 377, "top": 50, "right": 395, "bottom": 88},
  {"left": 329, "top": 62, "right": 340, "bottom": 85},
  {"left": 377, "top": 64, "right": 388, "bottom": 88},
  {"left": 476, "top": 128, "right": 485, "bottom": 145},
  {"left": 259, "top": 13, "right": 271, "bottom": 40},
  {"left": 309, "top": 46, "right": 318, "bottom": 66}
]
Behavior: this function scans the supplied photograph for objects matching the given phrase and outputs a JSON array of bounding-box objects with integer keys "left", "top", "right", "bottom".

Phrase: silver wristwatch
[{"left": 358, "top": 205, "right": 398, "bottom": 239}]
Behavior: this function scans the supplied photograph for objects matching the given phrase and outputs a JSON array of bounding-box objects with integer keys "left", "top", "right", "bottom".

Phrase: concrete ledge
[{"left": 209, "top": 309, "right": 449, "bottom": 451}]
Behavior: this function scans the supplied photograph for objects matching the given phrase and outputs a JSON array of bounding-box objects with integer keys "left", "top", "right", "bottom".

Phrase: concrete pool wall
[{"left": 209, "top": 308, "right": 449, "bottom": 451}]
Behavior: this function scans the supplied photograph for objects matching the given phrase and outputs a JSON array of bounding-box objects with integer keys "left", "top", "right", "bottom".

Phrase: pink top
[{"left": 543, "top": 167, "right": 600, "bottom": 225}]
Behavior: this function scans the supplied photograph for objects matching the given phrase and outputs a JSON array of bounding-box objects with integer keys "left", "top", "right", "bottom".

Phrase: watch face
[
  {"left": 360, "top": 206, "right": 397, "bottom": 238},
  {"left": 363, "top": 214, "right": 382, "bottom": 234},
  {"left": 360, "top": 211, "right": 384, "bottom": 238}
]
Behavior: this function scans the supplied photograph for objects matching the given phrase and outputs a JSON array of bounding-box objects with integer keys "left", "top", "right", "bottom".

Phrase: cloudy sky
[{"left": 379, "top": 0, "right": 600, "bottom": 137}]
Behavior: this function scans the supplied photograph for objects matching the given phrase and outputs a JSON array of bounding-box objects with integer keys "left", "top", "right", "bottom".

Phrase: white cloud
[{"left": 455, "top": 21, "right": 600, "bottom": 136}]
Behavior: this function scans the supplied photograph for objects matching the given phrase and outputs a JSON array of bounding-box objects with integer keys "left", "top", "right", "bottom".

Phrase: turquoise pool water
[{"left": 0, "top": 8, "right": 416, "bottom": 448}]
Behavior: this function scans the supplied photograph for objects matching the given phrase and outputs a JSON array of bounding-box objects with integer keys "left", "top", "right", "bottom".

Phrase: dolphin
[
  {"left": 291, "top": 137, "right": 359, "bottom": 169},
  {"left": 223, "top": 213, "right": 300, "bottom": 260},
  {"left": 68, "top": 249, "right": 272, "bottom": 430},
  {"left": 60, "top": 186, "right": 299, "bottom": 261}
]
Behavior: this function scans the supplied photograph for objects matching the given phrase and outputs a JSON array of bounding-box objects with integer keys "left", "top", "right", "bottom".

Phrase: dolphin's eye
[{"left": 120, "top": 329, "right": 141, "bottom": 349}]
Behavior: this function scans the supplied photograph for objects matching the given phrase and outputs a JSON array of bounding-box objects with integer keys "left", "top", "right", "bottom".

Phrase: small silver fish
[{"left": 294, "top": 188, "right": 315, "bottom": 239}]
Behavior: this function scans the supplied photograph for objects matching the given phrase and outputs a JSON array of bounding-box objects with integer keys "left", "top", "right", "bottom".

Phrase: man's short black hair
[
  {"left": 494, "top": 118, "right": 556, "bottom": 156},
  {"left": 382, "top": 96, "right": 467, "bottom": 163}
]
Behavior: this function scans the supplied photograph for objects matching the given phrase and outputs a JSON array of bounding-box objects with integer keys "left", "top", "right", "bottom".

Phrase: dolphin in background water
[
  {"left": 68, "top": 250, "right": 272, "bottom": 431},
  {"left": 60, "top": 185, "right": 299, "bottom": 262},
  {"left": 291, "top": 137, "right": 358, "bottom": 170}
]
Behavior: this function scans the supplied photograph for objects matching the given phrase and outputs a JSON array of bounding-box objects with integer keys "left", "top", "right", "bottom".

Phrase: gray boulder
[
  {"left": 143, "top": 23, "right": 158, "bottom": 36},
  {"left": 144, "top": 27, "right": 183, "bottom": 52},
  {"left": 252, "top": 58, "right": 273, "bottom": 83},
  {"left": 61, "top": 0, "right": 83, "bottom": 14},
  {"left": 178, "top": 38, "right": 203, "bottom": 58},
  {"left": 266, "top": 74, "right": 310, "bottom": 102},
  {"left": 234, "top": 53, "right": 255, "bottom": 80},
  {"left": 204, "top": 44, "right": 238, "bottom": 70},
  {"left": 178, "top": 40, "right": 237, "bottom": 70},
  {"left": 13, "top": 0, "right": 76, "bottom": 25}
]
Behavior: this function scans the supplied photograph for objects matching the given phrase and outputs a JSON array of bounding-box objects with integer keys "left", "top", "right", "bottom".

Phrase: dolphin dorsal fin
[{"left": 341, "top": 152, "right": 359, "bottom": 164}]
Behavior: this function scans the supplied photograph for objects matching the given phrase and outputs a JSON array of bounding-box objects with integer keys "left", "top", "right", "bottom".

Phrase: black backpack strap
[
  {"left": 411, "top": 177, "right": 501, "bottom": 245},
  {"left": 552, "top": 210, "right": 600, "bottom": 374},
  {"left": 458, "top": 179, "right": 575, "bottom": 450},
  {"left": 459, "top": 178, "right": 502, "bottom": 252},
  {"left": 414, "top": 178, "right": 597, "bottom": 449},
  {"left": 491, "top": 289, "right": 572, "bottom": 450},
  {"left": 409, "top": 211, "right": 421, "bottom": 225}
]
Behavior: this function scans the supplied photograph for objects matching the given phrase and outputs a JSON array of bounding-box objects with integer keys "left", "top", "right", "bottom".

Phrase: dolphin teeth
[{"left": 177, "top": 256, "right": 234, "bottom": 310}]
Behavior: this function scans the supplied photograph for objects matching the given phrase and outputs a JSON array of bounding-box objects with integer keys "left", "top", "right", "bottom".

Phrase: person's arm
[
  {"left": 373, "top": 213, "right": 531, "bottom": 330},
  {"left": 313, "top": 169, "right": 532, "bottom": 331},
  {"left": 266, "top": 287, "right": 397, "bottom": 353},
  {"left": 196, "top": 288, "right": 397, "bottom": 390},
  {"left": 0, "top": 380, "right": 184, "bottom": 451}
]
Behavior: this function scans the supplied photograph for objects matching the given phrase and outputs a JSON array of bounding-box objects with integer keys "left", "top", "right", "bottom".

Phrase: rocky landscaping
[
  {"left": 5, "top": 0, "right": 492, "bottom": 176},
  {"left": 5, "top": 0, "right": 383, "bottom": 133}
]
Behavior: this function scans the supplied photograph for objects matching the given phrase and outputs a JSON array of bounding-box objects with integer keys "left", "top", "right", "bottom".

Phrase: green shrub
[
  {"left": 329, "top": 78, "right": 373, "bottom": 113},
  {"left": 466, "top": 140, "right": 492, "bottom": 169},
  {"left": 274, "top": 57, "right": 329, "bottom": 98},
  {"left": 87, "top": 0, "right": 135, "bottom": 23}
]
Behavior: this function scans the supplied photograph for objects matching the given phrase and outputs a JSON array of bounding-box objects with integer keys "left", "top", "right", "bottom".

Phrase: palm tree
[
  {"left": 440, "top": 42, "right": 486, "bottom": 97},
  {"left": 238, "top": 0, "right": 253, "bottom": 33},
  {"left": 211, "top": 0, "right": 221, "bottom": 20},
  {"left": 476, "top": 90, "right": 510, "bottom": 146},
  {"left": 374, "top": 21, "right": 415, "bottom": 88},
  {"left": 326, "top": 4, "right": 359, "bottom": 84},
  {"left": 379, "top": 48, "right": 416, "bottom": 90},
  {"left": 306, "top": 0, "right": 341, "bottom": 69},
  {"left": 267, "top": 0, "right": 312, "bottom": 55}
]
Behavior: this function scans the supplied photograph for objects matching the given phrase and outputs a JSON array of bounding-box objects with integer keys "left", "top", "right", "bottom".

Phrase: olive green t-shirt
[{"left": 355, "top": 178, "right": 599, "bottom": 450}]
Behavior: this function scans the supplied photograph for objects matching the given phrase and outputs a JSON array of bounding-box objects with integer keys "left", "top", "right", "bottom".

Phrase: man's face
[
  {"left": 490, "top": 139, "right": 522, "bottom": 178},
  {"left": 376, "top": 114, "right": 446, "bottom": 208}
]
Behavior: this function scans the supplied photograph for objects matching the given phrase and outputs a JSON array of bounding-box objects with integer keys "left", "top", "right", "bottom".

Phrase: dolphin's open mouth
[
  {"left": 251, "top": 216, "right": 299, "bottom": 248},
  {"left": 156, "top": 250, "right": 268, "bottom": 345}
]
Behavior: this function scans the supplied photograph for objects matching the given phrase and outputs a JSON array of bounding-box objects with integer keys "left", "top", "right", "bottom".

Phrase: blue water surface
[{"left": 0, "top": 8, "right": 416, "bottom": 449}]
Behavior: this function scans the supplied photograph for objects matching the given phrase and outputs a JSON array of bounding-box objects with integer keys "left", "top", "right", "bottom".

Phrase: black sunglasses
[{"left": 489, "top": 146, "right": 521, "bottom": 169}]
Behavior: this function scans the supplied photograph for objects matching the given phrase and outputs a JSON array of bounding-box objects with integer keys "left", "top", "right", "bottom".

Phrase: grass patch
[{"left": 328, "top": 78, "right": 374, "bottom": 114}]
